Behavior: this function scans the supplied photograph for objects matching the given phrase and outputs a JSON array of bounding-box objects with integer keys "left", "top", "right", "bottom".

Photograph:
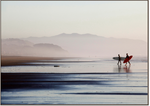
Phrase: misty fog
[{"left": 2, "top": 33, "right": 147, "bottom": 58}]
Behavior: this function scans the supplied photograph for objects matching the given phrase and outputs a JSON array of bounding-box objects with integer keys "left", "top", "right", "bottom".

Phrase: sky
[{"left": 1, "top": 1, "right": 147, "bottom": 42}]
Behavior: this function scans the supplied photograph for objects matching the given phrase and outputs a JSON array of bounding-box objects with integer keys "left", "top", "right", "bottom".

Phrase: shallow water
[{"left": 1, "top": 58, "right": 148, "bottom": 104}]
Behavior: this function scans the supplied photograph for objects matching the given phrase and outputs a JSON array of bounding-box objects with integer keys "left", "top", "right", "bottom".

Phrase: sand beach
[
  {"left": 1, "top": 56, "right": 70, "bottom": 66},
  {"left": 1, "top": 56, "right": 148, "bottom": 104}
]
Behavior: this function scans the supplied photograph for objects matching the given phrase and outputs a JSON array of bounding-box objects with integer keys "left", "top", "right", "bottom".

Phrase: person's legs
[
  {"left": 117, "top": 61, "right": 119, "bottom": 65},
  {"left": 128, "top": 61, "right": 131, "bottom": 65},
  {"left": 118, "top": 60, "right": 121, "bottom": 65}
]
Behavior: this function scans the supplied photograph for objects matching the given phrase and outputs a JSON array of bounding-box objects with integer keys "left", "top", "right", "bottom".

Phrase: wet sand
[
  {"left": 1, "top": 73, "right": 113, "bottom": 90},
  {"left": 1, "top": 72, "right": 147, "bottom": 104},
  {"left": 1, "top": 57, "right": 148, "bottom": 104}
]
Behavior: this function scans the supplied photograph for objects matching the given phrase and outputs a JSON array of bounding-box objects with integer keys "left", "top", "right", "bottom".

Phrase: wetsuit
[
  {"left": 125, "top": 55, "right": 130, "bottom": 65},
  {"left": 118, "top": 56, "right": 121, "bottom": 65},
  {"left": 126, "top": 55, "right": 129, "bottom": 59},
  {"left": 118, "top": 56, "right": 121, "bottom": 61}
]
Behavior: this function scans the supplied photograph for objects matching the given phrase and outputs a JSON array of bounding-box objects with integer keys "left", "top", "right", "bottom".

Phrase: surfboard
[
  {"left": 123, "top": 55, "right": 133, "bottom": 63},
  {"left": 113, "top": 57, "right": 126, "bottom": 61}
]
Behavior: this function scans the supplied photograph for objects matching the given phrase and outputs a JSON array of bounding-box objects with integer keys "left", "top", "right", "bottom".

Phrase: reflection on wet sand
[
  {"left": 123, "top": 65, "right": 131, "bottom": 73},
  {"left": 114, "top": 64, "right": 131, "bottom": 73},
  {"left": 1, "top": 71, "right": 147, "bottom": 104},
  {"left": 118, "top": 64, "right": 121, "bottom": 73},
  {"left": 1, "top": 59, "right": 147, "bottom": 104}
]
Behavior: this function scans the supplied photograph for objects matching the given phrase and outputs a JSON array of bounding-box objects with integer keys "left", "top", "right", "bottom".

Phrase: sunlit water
[{"left": 1, "top": 58, "right": 148, "bottom": 104}]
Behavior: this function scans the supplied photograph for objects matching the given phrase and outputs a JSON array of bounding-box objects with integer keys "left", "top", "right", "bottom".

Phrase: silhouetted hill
[
  {"left": 22, "top": 33, "right": 147, "bottom": 57},
  {"left": 34, "top": 43, "right": 62, "bottom": 50},
  {"left": 2, "top": 38, "right": 34, "bottom": 47},
  {"left": 33, "top": 43, "right": 68, "bottom": 57},
  {"left": 52, "top": 33, "right": 100, "bottom": 38},
  {"left": 2, "top": 39, "right": 69, "bottom": 57}
]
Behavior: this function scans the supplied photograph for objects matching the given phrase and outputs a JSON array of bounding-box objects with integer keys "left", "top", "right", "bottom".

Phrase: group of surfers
[{"left": 117, "top": 53, "right": 131, "bottom": 66}]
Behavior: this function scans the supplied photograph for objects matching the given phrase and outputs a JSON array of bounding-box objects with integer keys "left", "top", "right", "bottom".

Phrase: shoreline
[{"left": 1, "top": 56, "right": 77, "bottom": 66}]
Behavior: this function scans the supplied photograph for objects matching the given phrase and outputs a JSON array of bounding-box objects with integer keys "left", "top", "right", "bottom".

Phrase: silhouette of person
[
  {"left": 125, "top": 53, "right": 131, "bottom": 66},
  {"left": 117, "top": 54, "right": 121, "bottom": 65}
]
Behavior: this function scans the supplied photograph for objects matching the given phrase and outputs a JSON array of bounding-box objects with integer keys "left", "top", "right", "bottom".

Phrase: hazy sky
[{"left": 2, "top": 1, "right": 147, "bottom": 41}]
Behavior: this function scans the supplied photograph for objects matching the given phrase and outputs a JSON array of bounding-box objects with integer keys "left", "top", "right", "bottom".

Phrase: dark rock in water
[{"left": 54, "top": 65, "right": 59, "bottom": 67}]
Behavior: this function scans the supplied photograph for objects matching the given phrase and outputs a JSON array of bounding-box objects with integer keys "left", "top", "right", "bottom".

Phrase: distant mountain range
[
  {"left": 2, "top": 38, "right": 68, "bottom": 57},
  {"left": 22, "top": 33, "right": 147, "bottom": 57}
]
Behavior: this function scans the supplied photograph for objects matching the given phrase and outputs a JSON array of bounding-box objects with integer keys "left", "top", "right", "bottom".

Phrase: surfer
[
  {"left": 125, "top": 53, "right": 131, "bottom": 66},
  {"left": 117, "top": 54, "right": 121, "bottom": 65}
]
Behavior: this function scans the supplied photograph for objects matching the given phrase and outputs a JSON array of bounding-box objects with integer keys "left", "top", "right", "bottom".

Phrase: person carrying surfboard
[
  {"left": 117, "top": 54, "right": 121, "bottom": 65},
  {"left": 125, "top": 53, "right": 131, "bottom": 66}
]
